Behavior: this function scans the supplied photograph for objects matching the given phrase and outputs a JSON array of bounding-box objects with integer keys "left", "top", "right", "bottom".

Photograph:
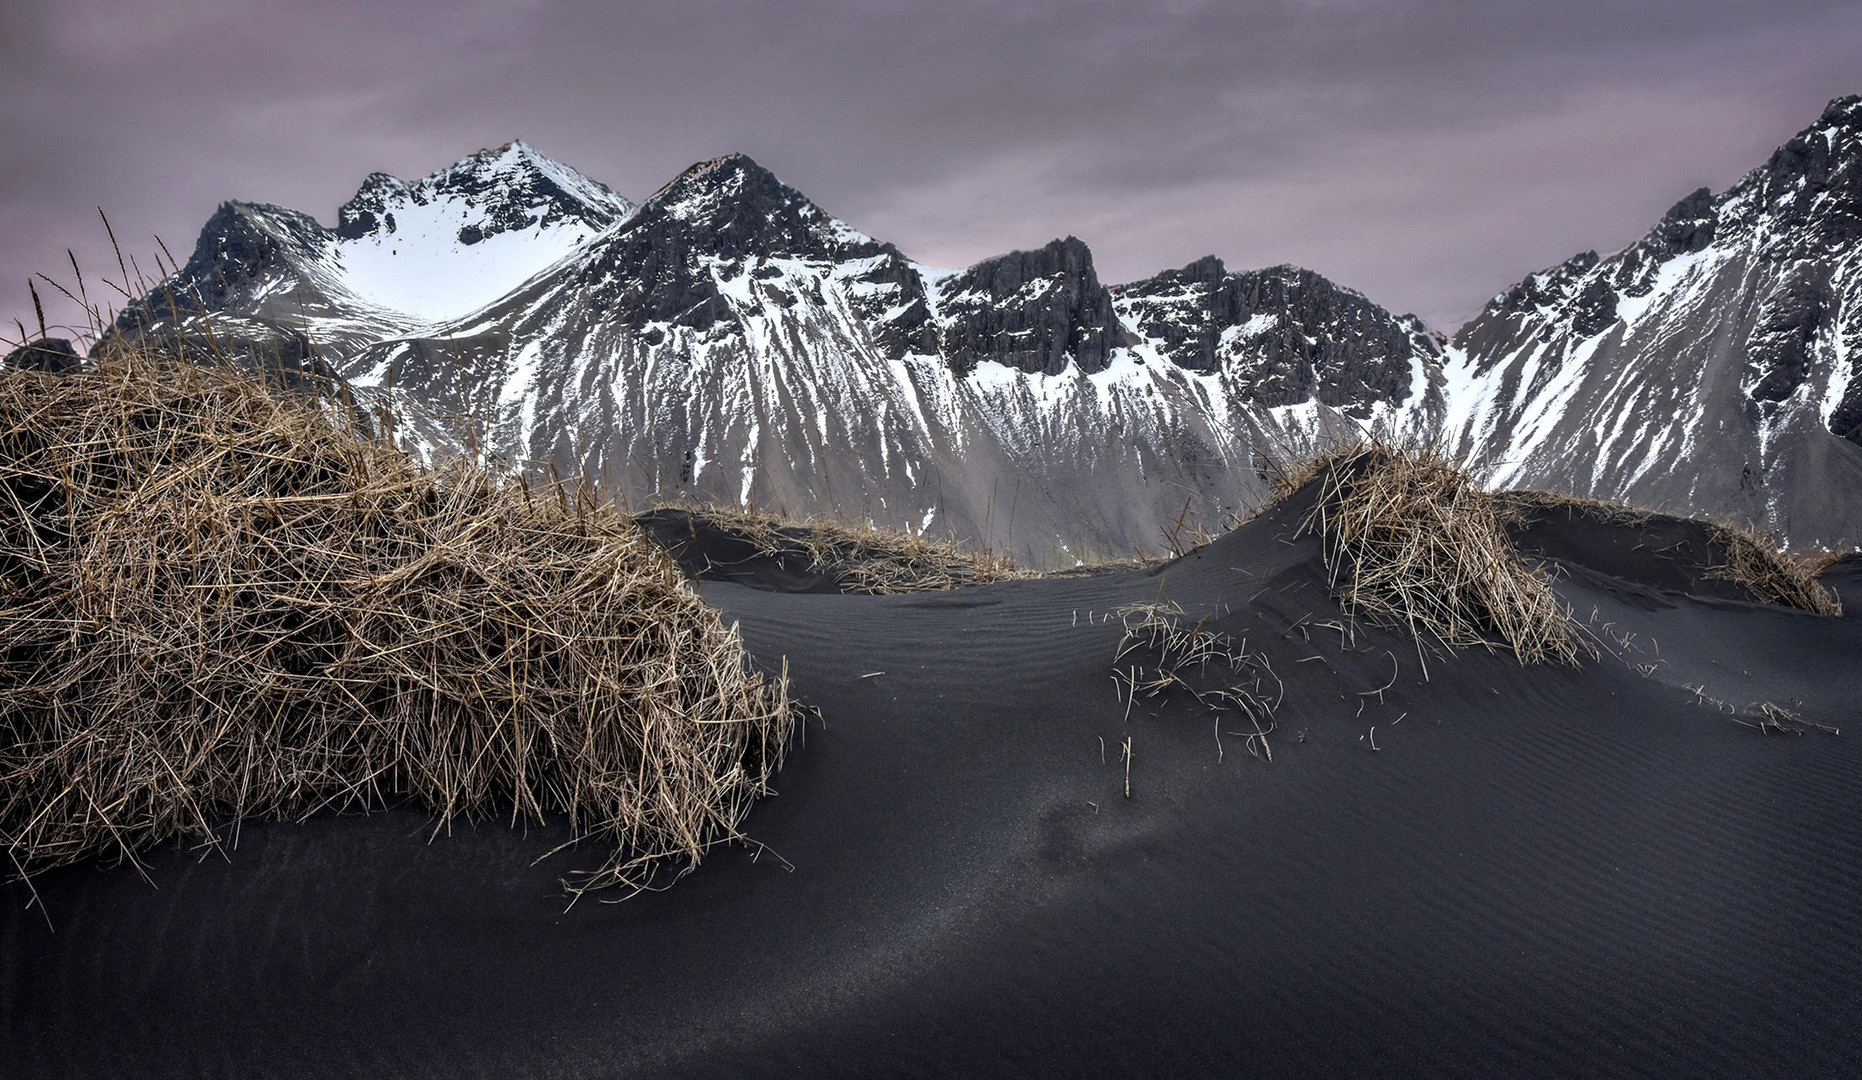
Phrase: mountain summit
[
  {"left": 335, "top": 140, "right": 631, "bottom": 248},
  {"left": 326, "top": 140, "right": 633, "bottom": 321},
  {"left": 120, "top": 142, "right": 631, "bottom": 344}
]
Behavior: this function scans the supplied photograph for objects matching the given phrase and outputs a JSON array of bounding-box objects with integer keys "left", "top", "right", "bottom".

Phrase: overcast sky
[{"left": 2, "top": 0, "right": 1857, "bottom": 344}]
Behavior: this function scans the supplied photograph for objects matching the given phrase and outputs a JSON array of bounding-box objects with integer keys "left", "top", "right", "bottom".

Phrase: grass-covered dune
[{"left": 0, "top": 355, "right": 795, "bottom": 899}]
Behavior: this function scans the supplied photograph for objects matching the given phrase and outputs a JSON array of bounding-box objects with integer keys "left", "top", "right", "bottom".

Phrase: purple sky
[{"left": 3, "top": 0, "right": 1858, "bottom": 345}]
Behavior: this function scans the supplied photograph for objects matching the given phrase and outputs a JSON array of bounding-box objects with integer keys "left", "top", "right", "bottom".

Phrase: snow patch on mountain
[
  {"left": 334, "top": 211, "right": 599, "bottom": 323},
  {"left": 329, "top": 141, "right": 633, "bottom": 323}
]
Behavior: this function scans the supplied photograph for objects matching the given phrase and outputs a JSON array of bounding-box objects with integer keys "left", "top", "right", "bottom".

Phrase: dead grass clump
[
  {"left": 666, "top": 501, "right": 1027, "bottom": 593},
  {"left": 1796, "top": 548, "right": 1849, "bottom": 578},
  {"left": 1710, "top": 526, "right": 1842, "bottom": 615},
  {"left": 1491, "top": 488, "right": 1647, "bottom": 527},
  {"left": 1497, "top": 489, "right": 1841, "bottom": 615},
  {"left": 0, "top": 356, "right": 796, "bottom": 899},
  {"left": 1300, "top": 441, "right": 1590, "bottom": 668}
]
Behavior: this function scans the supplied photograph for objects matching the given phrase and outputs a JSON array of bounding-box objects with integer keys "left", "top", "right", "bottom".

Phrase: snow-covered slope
[
  {"left": 1443, "top": 95, "right": 1862, "bottom": 548},
  {"left": 329, "top": 141, "right": 633, "bottom": 322}
]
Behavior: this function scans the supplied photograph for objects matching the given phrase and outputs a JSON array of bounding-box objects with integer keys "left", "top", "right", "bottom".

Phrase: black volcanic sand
[
  {"left": 1503, "top": 496, "right": 1772, "bottom": 604},
  {"left": 1822, "top": 552, "right": 1862, "bottom": 615},
  {"left": 6, "top": 485, "right": 1862, "bottom": 1078}
]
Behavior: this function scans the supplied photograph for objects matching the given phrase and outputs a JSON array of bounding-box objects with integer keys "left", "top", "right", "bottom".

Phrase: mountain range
[{"left": 62, "top": 94, "right": 1862, "bottom": 561}]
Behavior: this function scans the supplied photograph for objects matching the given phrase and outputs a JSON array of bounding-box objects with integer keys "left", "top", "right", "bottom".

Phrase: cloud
[{"left": 3, "top": 0, "right": 1857, "bottom": 340}]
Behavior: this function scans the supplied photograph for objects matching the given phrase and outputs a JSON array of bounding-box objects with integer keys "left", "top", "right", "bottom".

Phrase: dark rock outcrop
[
  {"left": 1830, "top": 378, "right": 1862, "bottom": 448},
  {"left": 1568, "top": 275, "right": 1620, "bottom": 339},
  {"left": 1115, "top": 259, "right": 1435, "bottom": 414},
  {"left": 1113, "top": 255, "right": 1231, "bottom": 374},
  {"left": 566, "top": 154, "right": 908, "bottom": 336},
  {"left": 116, "top": 201, "right": 330, "bottom": 332},
  {"left": 335, "top": 173, "right": 410, "bottom": 240},
  {"left": 3, "top": 338, "right": 83, "bottom": 374},
  {"left": 934, "top": 237, "right": 1131, "bottom": 376},
  {"left": 1746, "top": 267, "right": 1829, "bottom": 404}
]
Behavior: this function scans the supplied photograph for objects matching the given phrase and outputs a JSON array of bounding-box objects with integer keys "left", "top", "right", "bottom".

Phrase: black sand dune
[
  {"left": 5, "top": 485, "right": 1862, "bottom": 1078},
  {"left": 1823, "top": 553, "right": 1862, "bottom": 614}
]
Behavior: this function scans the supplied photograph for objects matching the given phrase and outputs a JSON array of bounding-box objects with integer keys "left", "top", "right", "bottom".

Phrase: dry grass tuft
[
  {"left": 1490, "top": 488, "right": 1649, "bottom": 528},
  {"left": 1707, "top": 526, "right": 1842, "bottom": 615},
  {"left": 1299, "top": 441, "right": 1591, "bottom": 668},
  {"left": 1497, "top": 489, "right": 1841, "bottom": 615},
  {"left": 0, "top": 354, "right": 796, "bottom": 899},
  {"left": 663, "top": 501, "right": 1028, "bottom": 593}
]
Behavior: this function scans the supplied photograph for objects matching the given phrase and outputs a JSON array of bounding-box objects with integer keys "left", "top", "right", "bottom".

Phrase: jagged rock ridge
[{"left": 111, "top": 146, "right": 1441, "bottom": 564}]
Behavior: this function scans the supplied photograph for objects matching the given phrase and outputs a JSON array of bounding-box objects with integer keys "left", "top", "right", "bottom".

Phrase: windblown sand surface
[{"left": 5, "top": 482, "right": 1861, "bottom": 1078}]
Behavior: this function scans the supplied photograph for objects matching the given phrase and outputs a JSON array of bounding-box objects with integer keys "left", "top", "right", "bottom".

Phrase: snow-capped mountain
[
  {"left": 1443, "top": 95, "right": 1862, "bottom": 548},
  {"left": 115, "top": 148, "right": 1442, "bottom": 564},
  {"left": 121, "top": 141, "right": 632, "bottom": 357},
  {"left": 106, "top": 97, "right": 1862, "bottom": 560},
  {"left": 328, "top": 141, "right": 633, "bottom": 322}
]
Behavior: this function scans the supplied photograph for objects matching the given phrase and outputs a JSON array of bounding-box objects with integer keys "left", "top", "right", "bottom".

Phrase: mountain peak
[
  {"left": 671, "top": 151, "right": 763, "bottom": 183},
  {"left": 628, "top": 152, "right": 878, "bottom": 261},
  {"left": 646, "top": 153, "right": 803, "bottom": 218},
  {"left": 335, "top": 142, "right": 631, "bottom": 244},
  {"left": 313, "top": 143, "right": 633, "bottom": 322},
  {"left": 1822, "top": 94, "right": 1862, "bottom": 127},
  {"left": 432, "top": 140, "right": 622, "bottom": 205},
  {"left": 935, "top": 236, "right": 1130, "bottom": 377}
]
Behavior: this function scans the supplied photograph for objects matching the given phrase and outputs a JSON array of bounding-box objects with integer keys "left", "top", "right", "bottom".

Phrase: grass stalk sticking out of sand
[
  {"left": 1112, "top": 601, "right": 1278, "bottom": 763},
  {"left": 1293, "top": 441, "right": 1592, "bottom": 669},
  {"left": 0, "top": 352, "right": 797, "bottom": 899}
]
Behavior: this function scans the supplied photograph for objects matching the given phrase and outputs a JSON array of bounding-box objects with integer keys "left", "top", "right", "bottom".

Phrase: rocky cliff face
[
  {"left": 1444, "top": 95, "right": 1862, "bottom": 548},
  {"left": 1114, "top": 258, "right": 1436, "bottom": 416},
  {"left": 933, "top": 237, "right": 1133, "bottom": 377}
]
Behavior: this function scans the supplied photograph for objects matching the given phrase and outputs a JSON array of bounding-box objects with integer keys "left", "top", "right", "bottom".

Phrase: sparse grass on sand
[
  {"left": 1494, "top": 489, "right": 1842, "bottom": 616},
  {"left": 1111, "top": 601, "right": 1279, "bottom": 765},
  {"left": 0, "top": 351, "right": 796, "bottom": 900},
  {"left": 657, "top": 501, "right": 1028, "bottom": 593}
]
